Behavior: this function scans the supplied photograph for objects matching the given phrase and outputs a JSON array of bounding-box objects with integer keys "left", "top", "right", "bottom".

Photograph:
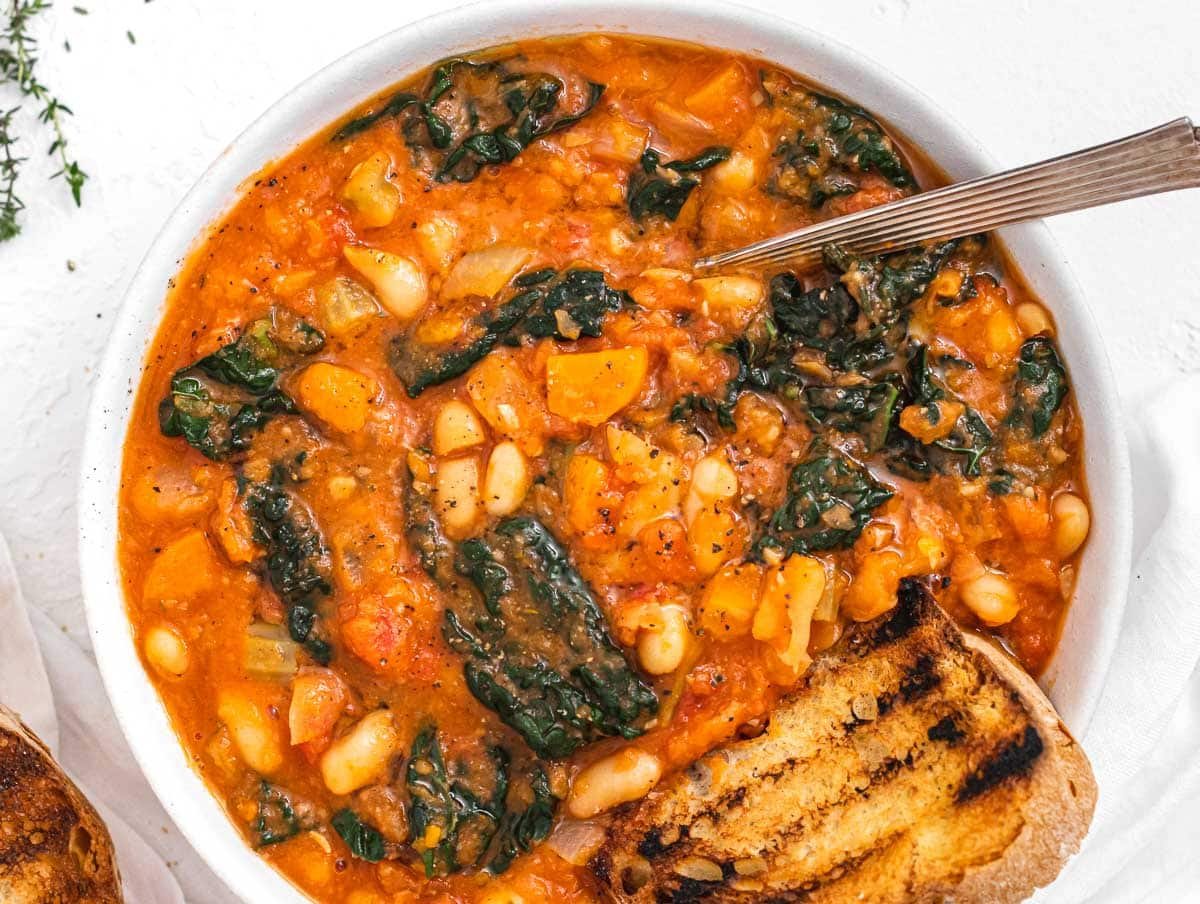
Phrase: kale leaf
[
  {"left": 442, "top": 517, "right": 658, "bottom": 758},
  {"left": 242, "top": 466, "right": 333, "bottom": 664},
  {"left": 158, "top": 311, "right": 324, "bottom": 460},
  {"left": 404, "top": 724, "right": 556, "bottom": 877},
  {"left": 332, "top": 809, "right": 387, "bottom": 863},
  {"left": 903, "top": 345, "right": 994, "bottom": 477},
  {"left": 253, "top": 781, "right": 300, "bottom": 847},
  {"left": 1008, "top": 337, "right": 1068, "bottom": 437},
  {"left": 764, "top": 76, "right": 914, "bottom": 208},
  {"left": 390, "top": 268, "right": 634, "bottom": 397},
  {"left": 627, "top": 146, "right": 730, "bottom": 222},
  {"left": 754, "top": 444, "right": 894, "bottom": 557},
  {"left": 333, "top": 58, "right": 604, "bottom": 184},
  {"left": 803, "top": 382, "right": 899, "bottom": 452}
]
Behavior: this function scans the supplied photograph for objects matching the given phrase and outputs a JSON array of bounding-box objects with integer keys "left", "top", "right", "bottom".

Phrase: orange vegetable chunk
[
  {"left": 294, "top": 362, "right": 378, "bottom": 433},
  {"left": 545, "top": 347, "right": 648, "bottom": 426}
]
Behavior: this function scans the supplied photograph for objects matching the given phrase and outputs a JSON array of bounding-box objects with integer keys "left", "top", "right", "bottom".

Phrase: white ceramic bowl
[{"left": 79, "top": 2, "right": 1132, "bottom": 900}]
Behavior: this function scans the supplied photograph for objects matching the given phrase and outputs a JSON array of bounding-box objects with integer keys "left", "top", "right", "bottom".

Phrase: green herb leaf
[
  {"left": 332, "top": 809, "right": 386, "bottom": 863},
  {"left": 627, "top": 146, "right": 730, "bottom": 222},
  {"left": 754, "top": 444, "right": 894, "bottom": 556},
  {"left": 1008, "top": 337, "right": 1068, "bottom": 437}
]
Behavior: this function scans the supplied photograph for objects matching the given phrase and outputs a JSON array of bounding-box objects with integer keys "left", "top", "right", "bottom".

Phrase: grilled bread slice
[
  {"left": 590, "top": 578, "right": 1096, "bottom": 903},
  {"left": 0, "top": 704, "right": 123, "bottom": 903}
]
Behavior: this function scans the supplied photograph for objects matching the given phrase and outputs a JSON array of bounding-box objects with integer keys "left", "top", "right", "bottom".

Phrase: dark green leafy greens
[
  {"left": 390, "top": 268, "right": 634, "bottom": 396},
  {"left": 441, "top": 517, "right": 658, "bottom": 758},
  {"left": 627, "top": 145, "right": 730, "bottom": 222},
  {"left": 158, "top": 310, "right": 324, "bottom": 461},
  {"left": 405, "top": 725, "right": 556, "bottom": 877},
  {"left": 253, "top": 782, "right": 300, "bottom": 847},
  {"left": 332, "top": 809, "right": 387, "bottom": 863},
  {"left": 333, "top": 57, "right": 604, "bottom": 184},
  {"left": 753, "top": 444, "right": 894, "bottom": 557},
  {"left": 904, "top": 345, "right": 995, "bottom": 477},
  {"left": 1008, "top": 337, "right": 1068, "bottom": 437},
  {"left": 241, "top": 464, "right": 333, "bottom": 664},
  {"left": 803, "top": 382, "right": 899, "bottom": 453},
  {"left": 761, "top": 70, "right": 914, "bottom": 208}
]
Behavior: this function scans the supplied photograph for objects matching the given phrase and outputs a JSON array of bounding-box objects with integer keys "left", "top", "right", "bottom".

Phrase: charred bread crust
[
  {"left": 0, "top": 704, "right": 123, "bottom": 903},
  {"left": 590, "top": 579, "right": 1096, "bottom": 903}
]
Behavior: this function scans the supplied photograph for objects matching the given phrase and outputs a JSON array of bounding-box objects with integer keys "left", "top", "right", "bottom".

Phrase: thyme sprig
[{"left": 0, "top": 0, "right": 87, "bottom": 240}]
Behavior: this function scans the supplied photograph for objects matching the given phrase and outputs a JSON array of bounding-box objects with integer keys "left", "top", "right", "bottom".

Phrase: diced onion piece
[
  {"left": 244, "top": 622, "right": 300, "bottom": 681},
  {"left": 441, "top": 245, "right": 534, "bottom": 300},
  {"left": 342, "top": 245, "right": 428, "bottom": 323},
  {"left": 545, "top": 347, "right": 649, "bottom": 426},
  {"left": 436, "top": 456, "right": 481, "bottom": 539},
  {"left": 288, "top": 668, "right": 347, "bottom": 746},
  {"left": 483, "top": 441, "right": 531, "bottom": 517},
  {"left": 144, "top": 623, "right": 189, "bottom": 677},
  {"left": 568, "top": 748, "right": 662, "bottom": 818},
  {"left": 545, "top": 819, "right": 608, "bottom": 867},
  {"left": 320, "top": 710, "right": 399, "bottom": 795},
  {"left": 315, "top": 276, "right": 380, "bottom": 337},
  {"left": 340, "top": 152, "right": 401, "bottom": 228}
]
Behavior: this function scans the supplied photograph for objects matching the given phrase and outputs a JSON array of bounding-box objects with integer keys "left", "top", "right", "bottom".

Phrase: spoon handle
[{"left": 694, "top": 118, "right": 1200, "bottom": 271}]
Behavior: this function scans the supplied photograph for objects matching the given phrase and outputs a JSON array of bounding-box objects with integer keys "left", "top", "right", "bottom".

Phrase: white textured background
[{"left": 1, "top": 1, "right": 1197, "bottom": 900}]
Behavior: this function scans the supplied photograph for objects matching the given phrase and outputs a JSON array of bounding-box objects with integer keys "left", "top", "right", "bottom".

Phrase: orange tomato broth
[{"left": 117, "top": 34, "right": 1087, "bottom": 903}]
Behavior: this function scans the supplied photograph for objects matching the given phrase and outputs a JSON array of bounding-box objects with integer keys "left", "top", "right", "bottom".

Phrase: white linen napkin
[{"left": 0, "top": 379, "right": 1197, "bottom": 904}]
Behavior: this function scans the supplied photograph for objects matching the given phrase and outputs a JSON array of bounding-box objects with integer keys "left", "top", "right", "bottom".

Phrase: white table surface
[{"left": 1, "top": 1, "right": 1197, "bottom": 900}]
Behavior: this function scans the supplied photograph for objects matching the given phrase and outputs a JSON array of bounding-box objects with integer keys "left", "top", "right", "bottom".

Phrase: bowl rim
[{"left": 78, "top": 2, "right": 1132, "bottom": 900}]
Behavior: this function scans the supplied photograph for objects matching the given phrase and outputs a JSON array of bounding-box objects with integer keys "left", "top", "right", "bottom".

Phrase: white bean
[
  {"left": 637, "top": 606, "right": 690, "bottom": 675},
  {"left": 144, "top": 623, "right": 189, "bottom": 677},
  {"left": 217, "top": 689, "right": 283, "bottom": 775},
  {"left": 342, "top": 246, "right": 428, "bottom": 323},
  {"left": 1052, "top": 492, "right": 1090, "bottom": 557},
  {"left": 568, "top": 748, "right": 663, "bottom": 819},
  {"left": 433, "top": 400, "right": 486, "bottom": 456},
  {"left": 436, "top": 456, "right": 481, "bottom": 539},
  {"left": 483, "top": 441, "right": 531, "bottom": 517},
  {"left": 960, "top": 572, "right": 1019, "bottom": 626},
  {"left": 320, "top": 710, "right": 399, "bottom": 795}
]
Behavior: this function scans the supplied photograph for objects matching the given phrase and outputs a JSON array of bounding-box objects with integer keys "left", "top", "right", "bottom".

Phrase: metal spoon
[{"left": 693, "top": 118, "right": 1200, "bottom": 272}]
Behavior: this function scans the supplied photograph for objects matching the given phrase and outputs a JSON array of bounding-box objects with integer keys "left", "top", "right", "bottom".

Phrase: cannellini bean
[
  {"left": 217, "top": 689, "right": 284, "bottom": 775},
  {"left": 433, "top": 400, "right": 486, "bottom": 456},
  {"left": 340, "top": 152, "right": 401, "bottom": 228},
  {"left": 685, "top": 453, "right": 738, "bottom": 525},
  {"left": 693, "top": 276, "right": 764, "bottom": 315},
  {"left": 320, "top": 710, "right": 400, "bottom": 795},
  {"left": 1052, "top": 492, "right": 1090, "bottom": 557},
  {"left": 568, "top": 748, "right": 663, "bottom": 818},
  {"left": 483, "top": 441, "right": 531, "bottom": 517},
  {"left": 710, "top": 150, "right": 758, "bottom": 193},
  {"left": 327, "top": 475, "right": 357, "bottom": 501},
  {"left": 144, "top": 623, "right": 189, "bottom": 677},
  {"left": 960, "top": 571, "right": 1020, "bottom": 626},
  {"left": 342, "top": 246, "right": 428, "bottom": 322},
  {"left": 1016, "top": 302, "right": 1054, "bottom": 337},
  {"left": 436, "top": 456, "right": 481, "bottom": 539},
  {"left": 637, "top": 605, "right": 690, "bottom": 675}
]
